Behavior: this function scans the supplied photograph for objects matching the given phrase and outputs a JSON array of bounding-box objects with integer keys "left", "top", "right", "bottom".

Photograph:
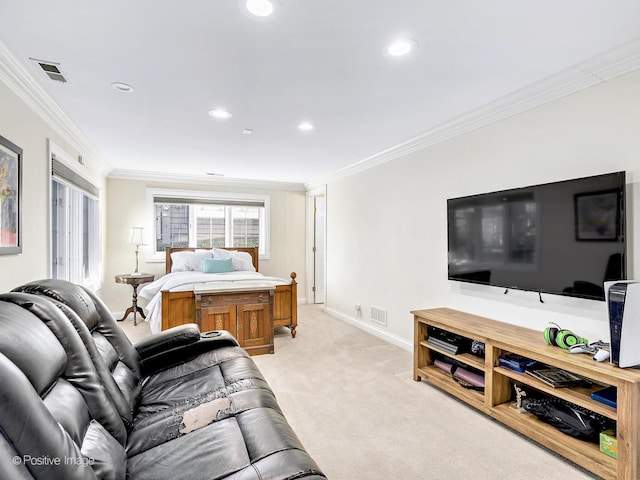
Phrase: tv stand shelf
[{"left": 412, "top": 307, "right": 640, "bottom": 480}]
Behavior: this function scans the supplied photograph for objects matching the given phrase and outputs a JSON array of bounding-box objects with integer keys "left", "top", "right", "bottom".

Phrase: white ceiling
[{"left": 1, "top": 1, "right": 640, "bottom": 188}]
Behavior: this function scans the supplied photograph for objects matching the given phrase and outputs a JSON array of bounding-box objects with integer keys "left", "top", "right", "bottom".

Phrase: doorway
[{"left": 313, "top": 195, "right": 325, "bottom": 304}]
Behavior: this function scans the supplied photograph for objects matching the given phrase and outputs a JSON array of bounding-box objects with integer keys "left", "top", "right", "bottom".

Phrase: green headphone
[{"left": 544, "top": 323, "right": 589, "bottom": 349}]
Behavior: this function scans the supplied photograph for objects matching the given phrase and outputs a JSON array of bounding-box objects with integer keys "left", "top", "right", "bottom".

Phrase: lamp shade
[{"left": 128, "top": 227, "right": 146, "bottom": 246}]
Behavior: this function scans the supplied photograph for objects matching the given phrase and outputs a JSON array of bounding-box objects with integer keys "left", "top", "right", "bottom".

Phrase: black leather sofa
[{"left": 0, "top": 279, "right": 326, "bottom": 480}]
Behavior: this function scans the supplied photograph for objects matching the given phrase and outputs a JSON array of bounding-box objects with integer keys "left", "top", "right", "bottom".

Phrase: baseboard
[{"left": 324, "top": 307, "right": 412, "bottom": 352}]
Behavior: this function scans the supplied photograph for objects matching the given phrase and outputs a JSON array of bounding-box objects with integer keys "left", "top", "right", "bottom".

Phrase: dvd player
[{"left": 427, "top": 336, "right": 460, "bottom": 354}]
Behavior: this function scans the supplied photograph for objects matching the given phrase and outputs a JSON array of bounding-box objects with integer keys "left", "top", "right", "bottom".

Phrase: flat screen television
[{"left": 447, "top": 172, "right": 626, "bottom": 301}]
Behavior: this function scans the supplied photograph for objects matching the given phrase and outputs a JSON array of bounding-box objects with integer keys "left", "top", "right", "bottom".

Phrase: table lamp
[{"left": 128, "top": 227, "right": 146, "bottom": 275}]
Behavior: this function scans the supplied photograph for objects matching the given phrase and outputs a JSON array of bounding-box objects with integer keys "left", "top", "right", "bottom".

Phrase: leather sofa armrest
[
  {"left": 135, "top": 326, "right": 240, "bottom": 375},
  {"left": 134, "top": 324, "right": 201, "bottom": 359}
]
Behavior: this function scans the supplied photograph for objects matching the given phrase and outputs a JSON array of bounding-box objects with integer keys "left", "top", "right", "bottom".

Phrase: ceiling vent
[{"left": 30, "top": 58, "right": 68, "bottom": 83}]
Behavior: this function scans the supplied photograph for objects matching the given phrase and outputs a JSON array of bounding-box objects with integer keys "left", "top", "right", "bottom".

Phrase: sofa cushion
[
  {"left": 14, "top": 280, "right": 143, "bottom": 414},
  {"left": 0, "top": 299, "right": 67, "bottom": 392},
  {"left": 126, "top": 408, "right": 324, "bottom": 480},
  {"left": 0, "top": 300, "right": 127, "bottom": 480},
  {"left": 1, "top": 292, "right": 134, "bottom": 433}
]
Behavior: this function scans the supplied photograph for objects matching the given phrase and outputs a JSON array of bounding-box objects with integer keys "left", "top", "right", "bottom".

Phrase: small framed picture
[
  {"left": 574, "top": 189, "right": 620, "bottom": 241},
  {"left": 0, "top": 134, "right": 22, "bottom": 254}
]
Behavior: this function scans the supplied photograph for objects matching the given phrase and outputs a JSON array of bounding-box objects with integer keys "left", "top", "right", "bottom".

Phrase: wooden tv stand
[{"left": 412, "top": 307, "right": 640, "bottom": 480}]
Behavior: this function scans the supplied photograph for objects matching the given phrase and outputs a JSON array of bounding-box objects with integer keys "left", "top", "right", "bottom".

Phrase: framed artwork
[
  {"left": 0, "top": 134, "right": 22, "bottom": 254},
  {"left": 574, "top": 189, "right": 620, "bottom": 241}
]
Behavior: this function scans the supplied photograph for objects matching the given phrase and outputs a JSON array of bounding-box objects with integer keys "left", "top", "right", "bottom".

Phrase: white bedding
[{"left": 139, "top": 271, "right": 290, "bottom": 333}]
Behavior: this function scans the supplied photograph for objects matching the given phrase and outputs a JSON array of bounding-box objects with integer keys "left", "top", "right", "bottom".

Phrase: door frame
[{"left": 306, "top": 185, "right": 327, "bottom": 306}]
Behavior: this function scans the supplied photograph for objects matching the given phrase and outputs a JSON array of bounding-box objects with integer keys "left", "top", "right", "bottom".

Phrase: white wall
[
  {"left": 103, "top": 178, "right": 307, "bottom": 312},
  {"left": 0, "top": 78, "right": 107, "bottom": 293},
  {"left": 325, "top": 68, "right": 640, "bottom": 349}
]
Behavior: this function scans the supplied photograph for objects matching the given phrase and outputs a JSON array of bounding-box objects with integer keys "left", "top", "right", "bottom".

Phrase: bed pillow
[
  {"left": 212, "top": 249, "right": 256, "bottom": 272},
  {"left": 231, "top": 252, "right": 256, "bottom": 272},
  {"left": 211, "top": 248, "right": 231, "bottom": 260},
  {"left": 191, "top": 249, "right": 214, "bottom": 271},
  {"left": 171, "top": 251, "right": 195, "bottom": 272},
  {"left": 203, "top": 257, "right": 233, "bottom": 274}
]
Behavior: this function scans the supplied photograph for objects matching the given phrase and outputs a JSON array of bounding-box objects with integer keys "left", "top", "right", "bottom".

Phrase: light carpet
[{"left": 120, "top": 305, "right": 596, "bottom": 480}]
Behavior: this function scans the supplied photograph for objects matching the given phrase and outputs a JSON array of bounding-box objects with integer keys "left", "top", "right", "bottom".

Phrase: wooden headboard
[{"left": 165, "top": 246, "right": 260, "bottom": 274}]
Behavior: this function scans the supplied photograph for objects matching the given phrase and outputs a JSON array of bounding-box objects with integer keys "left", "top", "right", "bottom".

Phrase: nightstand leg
[
  {"left": 118, "top": 284, "right": 146, "bottom": 326},
  {"left": 132, "top": 284, "right": 139, "bottom": 326},
  {"left": 119, "top": 307, "right": 134, "bottom": 322}
]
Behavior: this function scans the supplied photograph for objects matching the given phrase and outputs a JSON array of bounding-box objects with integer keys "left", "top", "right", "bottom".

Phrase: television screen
[{"left": 447, "top": 172, "right": 626, "bottom": 301}]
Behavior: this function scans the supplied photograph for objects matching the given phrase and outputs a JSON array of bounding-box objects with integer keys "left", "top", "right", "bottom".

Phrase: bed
[{"left": 139, "top": 246, "right": 298, "bottom": 336}]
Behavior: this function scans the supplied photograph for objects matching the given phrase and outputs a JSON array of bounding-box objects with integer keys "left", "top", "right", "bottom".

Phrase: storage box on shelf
[{"left": 412, "top": 307, "right": 640, "bottom": 480}]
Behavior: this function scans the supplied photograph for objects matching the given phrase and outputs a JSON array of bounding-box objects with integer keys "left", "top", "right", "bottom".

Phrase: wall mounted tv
[{"left": 447, "top": 172, "right": 626, "bottom": 301}]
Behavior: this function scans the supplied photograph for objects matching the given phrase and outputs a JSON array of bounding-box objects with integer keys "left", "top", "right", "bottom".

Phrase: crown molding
[
  {"left": 304, "top": 36, "right": 640, "bottom": 191},
  {"left": 108, "top": 168, "right": 305, "bottom": 192},
  {"left": 0, "top": 38, "right": 112, "bottom": 177}
]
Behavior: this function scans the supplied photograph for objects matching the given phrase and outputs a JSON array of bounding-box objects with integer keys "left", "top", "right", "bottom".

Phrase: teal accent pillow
[{"left": 203, "top": 257, "right": 233, "bottom": 273}]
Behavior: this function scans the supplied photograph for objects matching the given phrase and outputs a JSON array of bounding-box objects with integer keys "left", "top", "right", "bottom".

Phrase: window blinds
[
  {"left": 51, "top": 157, "right": 99, "bottom": 198},
  {"left": 153, "top": 195, "right": 264, "bottom": 207}
]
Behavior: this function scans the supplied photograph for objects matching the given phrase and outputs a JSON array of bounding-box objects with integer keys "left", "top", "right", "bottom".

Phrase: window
[
  {"left": 51, "top": 157, "right": 100, "bottom": 289},
  {"left": 151, "top": 189, "right": 269, "bottom": 258}
]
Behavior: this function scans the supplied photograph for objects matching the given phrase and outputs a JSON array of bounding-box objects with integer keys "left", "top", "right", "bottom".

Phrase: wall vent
[
  {"left": 370, "top": 306, "right": 387, "bottom": 326},
  {"left": 31, "top": 58, "right": 68, "bottom": 83}
]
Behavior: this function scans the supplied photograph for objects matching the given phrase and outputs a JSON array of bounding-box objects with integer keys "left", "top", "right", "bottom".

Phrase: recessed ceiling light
[
  {"left": 208, "top": 108, "right": 232, "bottom": 119},
  {"left": 246, "top": 0, "right": 274, "bottom": 17},
  {"left": 298, "top": 122, "right": 315, "bottom": 131},
  {"left": 387, "top": 38, "right": 418, "bottom": 57},
  {"left": 242, "top": 129, "right": 254, "bottom": 135},
  {"left": 112, "top": 82, "right": 134, "bottom": 92}
]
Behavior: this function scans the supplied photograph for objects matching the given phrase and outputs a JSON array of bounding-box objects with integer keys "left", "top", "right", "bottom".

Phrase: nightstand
[{"left": 115, "top": 273, "right": 154, "bottom": 326}]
